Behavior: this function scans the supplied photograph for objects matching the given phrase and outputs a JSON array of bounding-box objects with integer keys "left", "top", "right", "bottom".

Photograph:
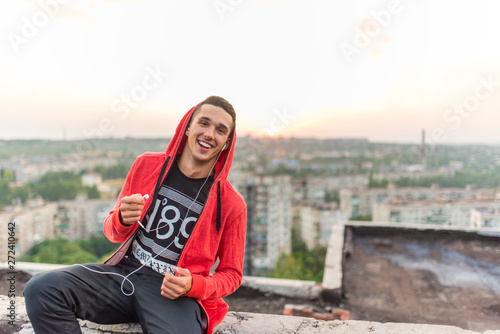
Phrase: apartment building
[
  {"left": 340, "top": 184, "right": 496, "bottom": 219},
  {"left": 0, "top": 198, "right": 115, "bottom": 262},
  {"left": 0, "top": 199, "right": 58, "bottom": 262},
  {"left": 231, "top": 172, "right": 292, "bottom": 276},
  {"left": 372, "top": 200, "right": 500, "bottom": 227},
  {"left": 295, "top": 203, "right": 347, "bottom": 250},
  {"left": 470, "top": 207, "right": 500, "bottom": 228},
  {"left": 56, "top": 199, "right": 115, "bottom": 240},
  {"left": 293, "top": 175, "right": 368, "bottom": 203}
]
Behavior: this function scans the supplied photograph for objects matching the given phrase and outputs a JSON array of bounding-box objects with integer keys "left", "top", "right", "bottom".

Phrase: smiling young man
[
  {"left": 24, "top": 96, "right": 247, "bottom": 334},
  {"left": 179, "top": 102, "right": 233, "bottom": 178}
]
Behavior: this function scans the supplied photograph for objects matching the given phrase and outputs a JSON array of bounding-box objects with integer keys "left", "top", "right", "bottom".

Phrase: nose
[{"left": 204, "top": 126, "right": 215, "bottom": 139}]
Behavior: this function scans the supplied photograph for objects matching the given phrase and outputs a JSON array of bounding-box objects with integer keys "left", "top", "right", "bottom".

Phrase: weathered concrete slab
[
  {"left": 2, "top": 296, "right": 499, "bottom": 334},
  {"left": 321, "top": 221, "right": 345, "bottom": 291},
  {"left": 216, "top": 312, "right": 499, "bottom": 334},
  {"left": 242, "top": 276, "right": 321, "bottom": 300}
]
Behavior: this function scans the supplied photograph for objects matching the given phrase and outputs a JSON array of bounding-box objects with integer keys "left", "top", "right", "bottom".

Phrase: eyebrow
[{"left": 198, "top": 116, "right": 230, "bottom": 132}]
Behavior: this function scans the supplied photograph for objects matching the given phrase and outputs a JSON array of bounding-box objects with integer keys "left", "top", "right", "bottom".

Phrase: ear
[{"left": 223, "top": 139, "right": 231, "bottom": 150}]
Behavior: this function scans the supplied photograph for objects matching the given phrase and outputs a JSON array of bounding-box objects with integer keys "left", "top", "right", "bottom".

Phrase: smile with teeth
[{"left": 198, "top": 141, "right": 213, "bottom": 149}]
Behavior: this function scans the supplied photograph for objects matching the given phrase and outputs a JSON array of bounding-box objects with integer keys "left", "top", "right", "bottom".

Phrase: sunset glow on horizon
[{"left": 1, "top": 0, "right": 500, "bottom": 145}]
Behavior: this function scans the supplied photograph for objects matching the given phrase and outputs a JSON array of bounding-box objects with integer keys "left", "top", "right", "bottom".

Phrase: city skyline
[{"left": 1, "top": 0, "right": 500, "bottom": 144}]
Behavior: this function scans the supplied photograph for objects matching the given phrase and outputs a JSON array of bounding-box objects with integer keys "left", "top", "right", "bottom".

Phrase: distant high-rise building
[
  {"left": 230, "top": 172, "right": 292, "bottom": 276},
  {"left": 470, "top": 207, "right": 500, "bottom": 228},
  {"left": 0, "top": 198, "right": 116, "bottom": 262},
  {"left": 340, "top": 184, "right": 498, "bottom": 226},
  {"left": 296, "top": 203, "right": 346, "bottom": 250},
  {"left": 0, "top": 200, "right": 58, "bottom": 261},
  {"left": 373, "top": 201, "right": 500, "bottom": 228},
  {"left": 56, "top": 199, "right": 115, "bottom": 240}
]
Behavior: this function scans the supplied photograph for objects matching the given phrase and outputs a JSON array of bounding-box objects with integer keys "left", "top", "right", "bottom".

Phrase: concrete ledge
[
  {"left": 322, "top": 222, "right": 345, "bottom": 291},
  {"left": 2, "top": 296, "right": 499, "bottom": 334},
  {"left": 0, "top": 262, "right": 67, "bottom": 275},
  {"left": 241, "top": 276, "right": 321, "bottom": 300}
]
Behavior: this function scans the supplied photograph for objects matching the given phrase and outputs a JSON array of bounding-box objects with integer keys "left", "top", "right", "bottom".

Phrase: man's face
[{"left": 184, "top": 104, "right": 233, "bottom": 167}]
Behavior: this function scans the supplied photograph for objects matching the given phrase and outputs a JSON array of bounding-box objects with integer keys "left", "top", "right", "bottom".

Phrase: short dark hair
[{"left": 193, "top": 96, "right": 236, "bottom": 136}]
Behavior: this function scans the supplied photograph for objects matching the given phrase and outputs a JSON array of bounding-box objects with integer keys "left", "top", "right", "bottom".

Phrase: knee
[
  {"left": 24, "top": 273, "right": 43, "bottom": 301},
  {"left": 24, "top": 270, "right": 65, "bottom": 304}
]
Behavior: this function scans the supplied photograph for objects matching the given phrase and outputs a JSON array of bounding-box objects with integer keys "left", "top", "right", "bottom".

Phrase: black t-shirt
[{"left": 124, "top": 162, "right": 214, "bottom": 276}]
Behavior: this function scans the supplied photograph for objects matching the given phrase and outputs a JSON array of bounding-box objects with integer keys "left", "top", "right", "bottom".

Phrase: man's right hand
[{"left": 119, "top": 193, "right": 145, "bottom": 226}]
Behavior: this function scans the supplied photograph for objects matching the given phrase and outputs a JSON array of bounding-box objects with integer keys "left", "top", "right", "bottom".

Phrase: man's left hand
[{"left": 161, "top": 266, "right": 193, "bottom": 299}]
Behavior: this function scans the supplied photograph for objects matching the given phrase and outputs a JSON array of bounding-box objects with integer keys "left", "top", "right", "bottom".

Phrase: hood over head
[{"left": 164, "top": 101, "right": 236, "bottom": 182}]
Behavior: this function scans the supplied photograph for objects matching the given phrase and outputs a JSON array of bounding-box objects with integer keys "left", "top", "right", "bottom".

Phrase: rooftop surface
[{"left": 341, "top": 225, "right": 500, "bottom": 332}]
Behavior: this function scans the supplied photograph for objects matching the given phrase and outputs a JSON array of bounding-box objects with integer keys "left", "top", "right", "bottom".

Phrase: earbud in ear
[{"left": 222, "top": 144, "right": 227, "bottom": 150}]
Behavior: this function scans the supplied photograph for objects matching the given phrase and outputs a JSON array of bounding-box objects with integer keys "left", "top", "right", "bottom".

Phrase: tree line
[
  {"left": 20, "top": 235, "right": 117, "bottom": 265},
  {"left": 0, "top": 163, "right": 131, "bottom": 209},
  {"left": 369, "top": 167, "right": 500, "bottom": 189}
]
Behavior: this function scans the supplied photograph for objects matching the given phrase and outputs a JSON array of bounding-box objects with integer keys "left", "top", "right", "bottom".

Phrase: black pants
[{"left": 23, "top": 263, "right": 203, "bottom": 334}]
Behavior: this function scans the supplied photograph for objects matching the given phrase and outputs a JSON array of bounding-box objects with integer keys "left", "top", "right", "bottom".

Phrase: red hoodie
[{"left": 102, "top": 104, "right": 247, "bottom": 334}]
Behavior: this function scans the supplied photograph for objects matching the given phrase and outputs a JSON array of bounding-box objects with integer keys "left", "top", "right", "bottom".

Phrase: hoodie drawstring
[{"left": 216, "top": 181, "right": 221, "bottom": 235}]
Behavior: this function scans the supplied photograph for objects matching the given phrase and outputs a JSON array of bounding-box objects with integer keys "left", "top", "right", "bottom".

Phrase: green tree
[
  {"left": 324, "top": 189, "right": 340, "bottom": 203},
  {"left": 272, "top": 254, "right": 302, "bottom": 279},
  {"left": 77, "top": 234, "right": 116, "bottom": 259},
  {"left": 32, "top": 171, "right": 82, "bottom": 201},
  {"left": 350, "top": 215, "right": 372, "bottom": 221},
  {"left": 85, "top": 185, "right": 101, "bottom": 199},
  {"left": 270, "top": 232, "right": 327, "bottom": 282},
  {"left": 0, "top": 181, "right": 12, "bottom": 208},
  {"left": 33, "top": 247, "right": 58, "bottom": 264},
  {"left": 0, "top": 169, "right": 15, "bottom": 182},
  {"left": 12, "top": 184, "right": 30, "bottom": 203},
  {"left": 93, "top": 162, "right": 131, "bottom": 179},
  {"left": 20, "top": 238, "right": 97, "bottom": 264},
  {"left": 0, "top": 179, "right": 31, "bottom": 208}
]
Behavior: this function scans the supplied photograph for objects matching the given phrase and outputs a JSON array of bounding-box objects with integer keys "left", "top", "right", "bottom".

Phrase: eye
[{"left": 217, "top": 128, "right": 226, "bottom": 134}]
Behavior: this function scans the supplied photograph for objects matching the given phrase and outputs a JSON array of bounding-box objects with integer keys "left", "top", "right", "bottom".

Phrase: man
[{"left": 24, "top": 96, "right": 247, "bottom": 334}]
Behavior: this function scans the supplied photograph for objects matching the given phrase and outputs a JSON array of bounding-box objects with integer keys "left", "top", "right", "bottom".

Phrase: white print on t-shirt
[
  {"left": 143, "top": 187, "right": 201, "bottom": 247},
  {"left": 131, "top": 239, "right": 175, "bottom": 275},
  {"left": 144, "top": 200, "right": 197, "bottom": 248},
  {"left": 133, "top": 184, "right": 205, "bottom": 275},
  {"left": 136, "top": 230, "right": 179, "bottom": 262}
]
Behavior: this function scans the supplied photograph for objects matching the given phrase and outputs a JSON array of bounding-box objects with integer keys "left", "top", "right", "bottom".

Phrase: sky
[{"left": 1, "top": 0, "right": 500, "bottom": 144}]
